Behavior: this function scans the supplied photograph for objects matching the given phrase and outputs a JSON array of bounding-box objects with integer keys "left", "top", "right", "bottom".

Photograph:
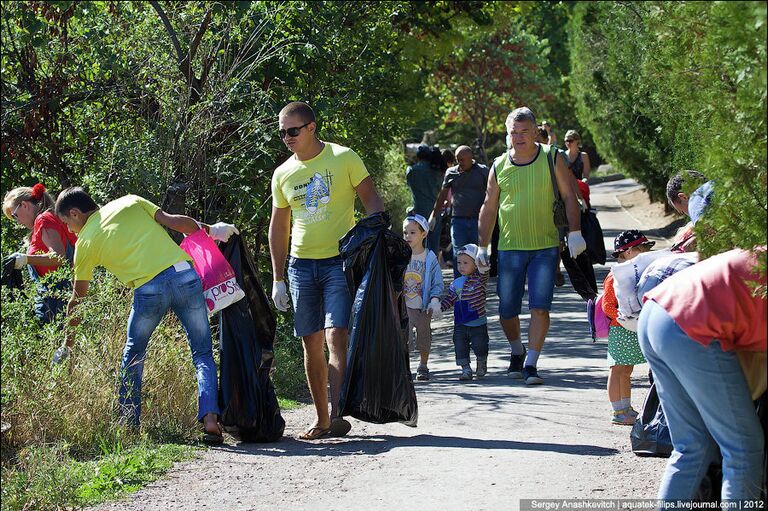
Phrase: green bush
[
  {"left": 1, "top": 271, "right": 200, "bottom": 453},
  {"left": 569, "top": 1, "right": 767, "bottom": 272}
]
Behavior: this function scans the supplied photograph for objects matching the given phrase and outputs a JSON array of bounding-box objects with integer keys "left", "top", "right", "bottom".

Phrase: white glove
[
  {"left": 11, "top": 252, "right": 27, "bottom": 269},
  {"left": 51, "top": 345, "right": 71, "bottom": 366},
  {"left": 476, "top": 246, "right": 490, "bottom": 272},
  {"left": 427, "top": 297, "right": 442, "bottom": 320},
  {"left": 271, "top": 280, "right": 290, "bottom": 312},
  {"left": 567, "top": 230, "right": 587, "bottom": 259},
  {"left": 209, "top": 222, "right": 239, "bottom": 242},
  {"left": 427, "top": 213, "right": 437, "bottom": 231}
]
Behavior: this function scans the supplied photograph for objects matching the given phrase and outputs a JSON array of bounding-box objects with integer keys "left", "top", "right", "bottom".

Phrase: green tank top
[{"left": 494, "top": 144, "right": 560, "bottom": 251}]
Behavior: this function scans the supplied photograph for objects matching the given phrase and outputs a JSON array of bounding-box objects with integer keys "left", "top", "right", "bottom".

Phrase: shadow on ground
[{"left": 216, "top": 433, "right": 619, "bottom": 459}]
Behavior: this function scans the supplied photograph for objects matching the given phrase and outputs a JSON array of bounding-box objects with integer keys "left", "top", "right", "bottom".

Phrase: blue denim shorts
[
  {"left": 497, "top": 247, "right": 559, "bottom": 318},
  {"left": 287, "top": 255, "right": 352, "bottom": 337}
]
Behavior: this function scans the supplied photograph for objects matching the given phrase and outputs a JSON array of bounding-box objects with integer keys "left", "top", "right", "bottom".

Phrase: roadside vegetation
[{"left": 1, "top": 1, "right": 765, "bottom": 509}]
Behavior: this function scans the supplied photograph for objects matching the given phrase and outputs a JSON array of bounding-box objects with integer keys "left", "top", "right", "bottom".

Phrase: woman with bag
[
  {"left": 54, "top": 187, "right": 238, "bottom": 444},
  {"left": 563, "top": 130, "right": 591, "bottom": 182},
  {"left": 3, "top": 183, "right": 77, "bottom": 322}
]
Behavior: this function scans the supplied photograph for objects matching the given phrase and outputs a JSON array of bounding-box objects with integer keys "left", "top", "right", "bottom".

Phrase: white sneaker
[{"left": 476, "top": 358, "right": 487, "bottom": 378}]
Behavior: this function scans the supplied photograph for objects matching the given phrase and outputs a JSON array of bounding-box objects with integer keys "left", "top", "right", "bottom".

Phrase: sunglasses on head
[{"left": 279, "top": 122, "right": 311, "bottom": 139}]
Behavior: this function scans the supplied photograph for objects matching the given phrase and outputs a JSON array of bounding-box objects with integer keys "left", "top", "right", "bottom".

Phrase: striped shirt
[
  {"left": 492, "top": 144, "right": 560, "bottom": 250},
  {"left": 440, "top": 271, "right": 489, "bottom": 326}
]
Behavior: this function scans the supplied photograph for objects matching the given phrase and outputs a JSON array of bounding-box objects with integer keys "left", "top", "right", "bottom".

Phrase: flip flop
[
  {"left": 329, "top": 417, "right": 351, "bottom": 437},
  {"left": 201, "top": 426, "right": 224, "bottom": 446},
  {"left": 298, "top": 425, "right": 331, "bottom": 441}
]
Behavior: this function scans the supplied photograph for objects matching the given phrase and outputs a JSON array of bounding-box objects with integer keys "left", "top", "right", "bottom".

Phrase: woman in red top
[{"left": 3, "top": 183, "right": 77, "bottom": 322}]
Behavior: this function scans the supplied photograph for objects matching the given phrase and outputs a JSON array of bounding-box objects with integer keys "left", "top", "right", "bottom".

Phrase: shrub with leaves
[{"left": 569, "top": 1, "right": 766, "bottom": 279}]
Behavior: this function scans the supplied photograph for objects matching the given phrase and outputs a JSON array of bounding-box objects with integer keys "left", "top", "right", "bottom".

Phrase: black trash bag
[
  {"left": 340, "top": 212, "right": 411, "bottom": 293},
  {"left": 630, "top": 381, "right": 672, "bottom": 457},
  {"left": 582, "top": 208, "right": 607, "bottom": 265},
  {"left": 218, "top": 235, "right": 285, "bottom": 442},
  {"left": 757, "top": 390, "right": 768, "bottom": 500},
  {"left": 2, "top": 256, "right": 24, "bottom": 291},
  {"left": 561, "top": 248, "right": 598, "bottom": 301},
  {"left": 338, "top": 213, "right": 418, "bottom": 426}
]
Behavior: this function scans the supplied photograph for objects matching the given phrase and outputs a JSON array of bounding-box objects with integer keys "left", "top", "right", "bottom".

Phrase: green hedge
[{"left": 569, "top": 2, "right": 766, "bottom": 271}]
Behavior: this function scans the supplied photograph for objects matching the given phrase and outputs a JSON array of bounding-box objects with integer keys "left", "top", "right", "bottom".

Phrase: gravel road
[{"left": 91, "top": 179, "right": 670, "bottom": 511}]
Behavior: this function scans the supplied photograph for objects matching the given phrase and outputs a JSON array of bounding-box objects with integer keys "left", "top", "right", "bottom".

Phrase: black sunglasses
[{"left": 279, "top": 122, "right": 311, "bottom": 139}]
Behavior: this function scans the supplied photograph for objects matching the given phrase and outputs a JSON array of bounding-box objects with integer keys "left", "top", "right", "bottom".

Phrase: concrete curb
[
  {"left": 614, "top": 186, "right": 688, "bottom": 245},
  {"left": 587, "top": 173, "right": 625, "bottom": 185}
]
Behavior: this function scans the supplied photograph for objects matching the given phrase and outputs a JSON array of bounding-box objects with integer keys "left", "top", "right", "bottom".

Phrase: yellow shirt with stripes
[{"left": 493, "top": 144, "right": 561, "bottom": 251}]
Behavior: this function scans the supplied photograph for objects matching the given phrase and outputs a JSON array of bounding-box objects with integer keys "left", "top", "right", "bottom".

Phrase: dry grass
[{"left": 1, "top": 272, "right": 199, "bottom": 457}]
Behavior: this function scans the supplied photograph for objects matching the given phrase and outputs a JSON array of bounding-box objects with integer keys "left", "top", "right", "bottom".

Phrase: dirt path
[{"left": 92, "top": 179, "right": 672, "bottom": 511}]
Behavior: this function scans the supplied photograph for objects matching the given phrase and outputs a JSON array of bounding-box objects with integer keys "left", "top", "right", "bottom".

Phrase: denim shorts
[
  {"left": 497, "top": 247, "right": 559, "bottom": 318},
  {"left": 287, "top": 255, "right": 352, "bottom": 337}
]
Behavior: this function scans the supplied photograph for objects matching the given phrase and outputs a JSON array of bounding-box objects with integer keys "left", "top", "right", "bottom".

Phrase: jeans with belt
[{"left": 120, "top": 263, "right": 219, "bottom": 426}]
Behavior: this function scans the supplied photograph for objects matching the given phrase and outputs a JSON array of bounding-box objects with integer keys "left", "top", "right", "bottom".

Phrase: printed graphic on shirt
[
  {"left": 291, "top": 170, "right": 334, "bottom": 224},
  {"left": 404, "top": 256, "right": 426, "bottom": 308},
  {"left": 305, "top": 172, "right": 331, "bottom": 213}
]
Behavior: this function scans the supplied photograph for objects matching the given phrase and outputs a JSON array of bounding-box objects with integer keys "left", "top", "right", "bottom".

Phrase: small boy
[
  {"left": 439, "top": 244, "right": 490, "bottom": 380},
  {"left": 402, "top": 214, "right": 444, "bottom": 380}
]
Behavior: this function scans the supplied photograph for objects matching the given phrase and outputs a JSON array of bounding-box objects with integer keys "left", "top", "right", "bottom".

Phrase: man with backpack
[{"left": 477, "top": 107, "right": 586, "bottom": 385}]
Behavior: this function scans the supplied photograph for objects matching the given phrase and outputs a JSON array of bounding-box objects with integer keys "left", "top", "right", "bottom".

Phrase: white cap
[
  {"left": 404, "top": 213, "right": 430, "bottom": 233},
  {"left": 456, "top": 243, "right": 479, "bottom": 260}
]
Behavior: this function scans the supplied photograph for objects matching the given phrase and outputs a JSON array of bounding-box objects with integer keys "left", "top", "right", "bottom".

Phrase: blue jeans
[
  {"left": 638, "top": 300, "right": 764, "bottom": 501},
  {"left": 497, "top": 247, "right": 559, "bottom": 318},
  {"left": 287, "top": 256, "right": 352, "bottom": 337},
  {"left": 29, "top": 241, "right": 75, "bottom": 323},
  {"left": 120, "top": 264, "right": 219, "bottom": 425},
  {"left": 427, "top": 221, "right": 442, "bottom": 257},
  {"left": 451, "top": 216, "right": 479, "bottom": 278},
  {"left": 453, "top": 323, "right": 489, "bottom": 366}
]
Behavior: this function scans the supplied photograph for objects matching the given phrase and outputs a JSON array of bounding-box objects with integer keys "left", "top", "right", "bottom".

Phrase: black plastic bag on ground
[
  {"left": 582, "top": 209, "right": 607, "bottom": 265},
  {"left": 218, "top": 235, "right": 285, "bottom": 442},
  {"left": 630, "top": 381, "right": 672, "bottom": 457},
  {"left": 338, "top": 213, "right": 417, "bottom": 426}
]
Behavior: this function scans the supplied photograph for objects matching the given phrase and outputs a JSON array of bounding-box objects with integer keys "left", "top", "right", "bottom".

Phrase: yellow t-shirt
[
  {"left": 271, "top": 142, "right": 369, "bottom": 259},
  {"left": 73, "top": 195, "right": 192, "bottom": 288}
]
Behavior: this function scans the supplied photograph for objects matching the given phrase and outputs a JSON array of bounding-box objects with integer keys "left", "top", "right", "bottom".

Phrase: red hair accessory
[{"left": 31, "top": 183, "right": 46, "bottom": 201}]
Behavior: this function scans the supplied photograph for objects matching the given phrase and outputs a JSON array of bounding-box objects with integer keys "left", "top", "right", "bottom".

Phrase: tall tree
[{"left": 427, "top": 26, "right": 555, "bottom": 162}]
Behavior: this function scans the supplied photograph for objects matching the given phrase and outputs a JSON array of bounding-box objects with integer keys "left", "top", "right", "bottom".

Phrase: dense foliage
[
  {"left": 570, "top": 1, "right": 767, "bottom": 266},
  {"left": 428, "top": 25, "right": 555, "bottom": 163},
  {"left": 1, "top": 1, "right": 766, "bottom": 507}
]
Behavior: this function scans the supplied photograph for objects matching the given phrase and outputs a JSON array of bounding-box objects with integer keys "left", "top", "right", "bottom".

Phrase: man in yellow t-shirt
[
  {"left": 269, "top": 101, "right": 384, "bottom": 440},
  {"left": 54, "top": 187, "right": 238, "bottom": 444}
]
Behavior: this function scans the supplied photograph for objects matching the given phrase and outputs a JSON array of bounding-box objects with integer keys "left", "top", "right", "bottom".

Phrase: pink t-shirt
[{"left": 644, "top": 248, "right": 767, "bottom": 352}]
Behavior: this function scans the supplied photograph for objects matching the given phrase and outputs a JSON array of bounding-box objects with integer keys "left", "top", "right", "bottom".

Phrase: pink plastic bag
[
  {"left": 594, "top": 294, "right": 611, "bottom": 339},
  {"left": 180, "top": 228, "right": 244, "bottom": 314}
]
